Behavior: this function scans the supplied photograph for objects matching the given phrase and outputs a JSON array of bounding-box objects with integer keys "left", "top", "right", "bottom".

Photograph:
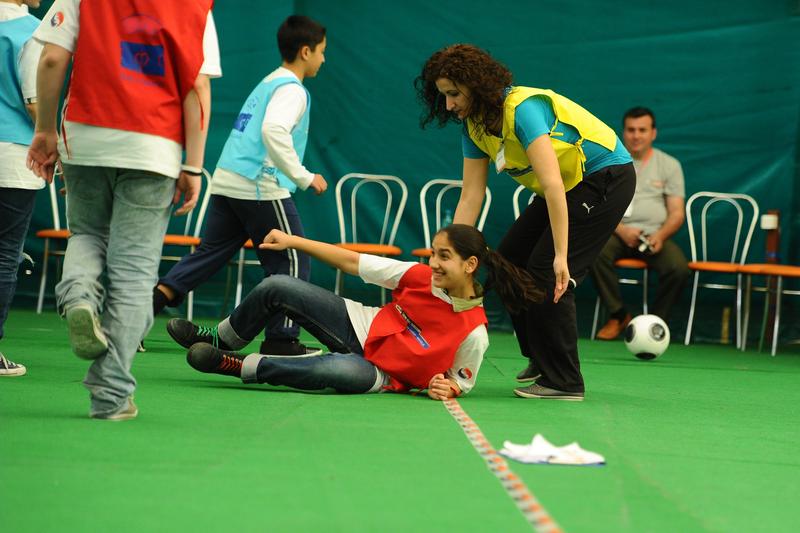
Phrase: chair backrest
[
  {"left": 685, "top": 191, "right": 759, "bottom": 264},
  {"left": 335, "top": 173, "right": 408, "bottom": 246},
  {"left": 418, "top": 179, "right": 492, "bottom": 248},
  {"left": 512, "top": 184, "right": 536, "bottom": 220},
  {"left": 189, "top": 168, "right": 214, "bottom": 238}
]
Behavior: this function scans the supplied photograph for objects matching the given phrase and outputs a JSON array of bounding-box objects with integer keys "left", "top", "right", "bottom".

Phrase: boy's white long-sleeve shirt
[{"left": 211, "top": 67, "right": 315, "bottom": 200}]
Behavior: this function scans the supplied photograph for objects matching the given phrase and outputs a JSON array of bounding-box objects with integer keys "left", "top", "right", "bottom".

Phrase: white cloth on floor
[{"left": 499, "top": 434, "right": 605, "bottom": 466}]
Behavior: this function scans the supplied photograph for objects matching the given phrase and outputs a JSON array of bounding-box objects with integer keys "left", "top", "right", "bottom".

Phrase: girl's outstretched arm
[{"left": 260, "top": 229, "right": 360, "bottom": 275}]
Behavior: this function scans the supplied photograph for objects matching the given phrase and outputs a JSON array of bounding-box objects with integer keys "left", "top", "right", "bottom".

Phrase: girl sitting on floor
[{"left": 167, "top": 224, "right": 541, "bottom": 399}]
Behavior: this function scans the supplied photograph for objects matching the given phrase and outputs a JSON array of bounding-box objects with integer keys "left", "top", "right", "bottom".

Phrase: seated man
[{"left": 591, "top": 107, "right": 690, "bottom": 339}]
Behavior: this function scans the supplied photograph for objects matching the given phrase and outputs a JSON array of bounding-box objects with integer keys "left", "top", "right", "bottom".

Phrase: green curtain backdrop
[{"left": 18, "top": 1, "right": 800, "bottom": 340}]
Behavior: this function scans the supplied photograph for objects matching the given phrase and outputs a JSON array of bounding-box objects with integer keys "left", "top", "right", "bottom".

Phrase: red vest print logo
[{"left": 120, "top": 14, "right": 165, "bottom": 77}]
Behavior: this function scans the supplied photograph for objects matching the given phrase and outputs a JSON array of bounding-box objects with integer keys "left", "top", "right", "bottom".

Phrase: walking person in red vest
[
  {"left": 26, "top": 0, "right": 221, "bottom": 420},
  {"left": 167, "top": 224, "right": 541, "bottom": 399}
]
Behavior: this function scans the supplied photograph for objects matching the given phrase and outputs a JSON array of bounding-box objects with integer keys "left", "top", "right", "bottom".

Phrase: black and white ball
[{"left": 624, "top": 314, "right": 670, "bottom": 360}]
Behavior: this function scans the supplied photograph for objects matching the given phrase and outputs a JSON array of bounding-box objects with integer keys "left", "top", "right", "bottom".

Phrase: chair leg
[
  {"left": 740, "top": 274, "right": 752, "bottom": 352},
  {"left": 735, "top": 273, "right": 742, "bottom": 350},
  {"left": 771, "top": 276, "right": 783, "bottom": 356},
  {"left": 36, "top": 239, "right": 50, "bottom": 314},
  {"left": 335, "top": 269, "right": 342, "bottom": 296},
  {"left": 187, "top": 290, "right": 194, "bottom": 322},
  {"left": 684, "top": 271, "right": 699, "bottom": 345},
  {"left": 234, "top": 248, "right": 245, "bottom": 307},
  {"left": 591, "top": 296, "right": 601, "bottom": 339},
  {"left": 642, "top": 270, "right": 649, "bottom": 314}
]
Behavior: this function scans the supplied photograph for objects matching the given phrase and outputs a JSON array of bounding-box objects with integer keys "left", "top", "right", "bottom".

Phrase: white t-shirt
[
  {"left": 210, "top": 67, "right": 315, "bottom": 201},
  {"left": 0, "top": 2, "right": 44, "bottom": 190},
  {"left": 33, "top": 0, "right": 222, "bottom": 179},
  {"left": 344, "top": 255, "right": 489, "bottom": 394}
]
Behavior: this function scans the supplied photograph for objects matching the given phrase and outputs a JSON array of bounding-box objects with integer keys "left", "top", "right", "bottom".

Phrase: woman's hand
[
  {"left": 428, "top": 373, "right": 459, "bottom": 401},
  {"left": 259, "top": 229, "right": 292, "bottom": 250},
  {"left": 553, "top": 255, "right": 570, "bottom": 303}
]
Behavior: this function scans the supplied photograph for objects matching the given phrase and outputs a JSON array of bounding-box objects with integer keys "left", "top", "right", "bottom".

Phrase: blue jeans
[
  {"left": 0, "top": 187, "right": 37, "bottom": 340},
  {"left": 57, "top": 165, "right": 174, "bottom": 416},
  {"left": 159, "top": 194, "right": 309, "bottom": 340},
  {"left": 221, "top": 275, "right": 386, "bottom": 393}
]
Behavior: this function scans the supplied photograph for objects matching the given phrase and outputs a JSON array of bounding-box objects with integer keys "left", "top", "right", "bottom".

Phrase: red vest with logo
[
  {"left": 65, "top": 0, "right": 212, "bottom": 144},
  {"left": 363, "top": 264, "right": 488, "bottom": 392}
]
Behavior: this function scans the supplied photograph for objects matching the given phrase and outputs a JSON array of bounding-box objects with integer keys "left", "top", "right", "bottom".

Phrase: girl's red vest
[
  {"left": 65, "top": 0, "right": 212, "bottom": 144},
  {"left": 363, "top": 264, "right": 488, "bottom": 392}
]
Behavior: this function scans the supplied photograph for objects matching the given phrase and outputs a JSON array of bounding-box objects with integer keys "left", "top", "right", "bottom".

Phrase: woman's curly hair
[{"left": 414, "top": 44, "right": 513, "bottom": 138}]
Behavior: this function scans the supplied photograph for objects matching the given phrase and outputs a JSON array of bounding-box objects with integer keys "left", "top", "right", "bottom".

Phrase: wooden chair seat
[
  {"left": 162, "top": 235, "right": 201, "bottom": 247},
  {"left": 35, "top": 228, "right": 71, "bottom": 239},
  {"left": 688, "top": 261, "right": 741, "bottom": 273},
  {"left": 615, "top": 258, "right": 647, "bottom": 269}
]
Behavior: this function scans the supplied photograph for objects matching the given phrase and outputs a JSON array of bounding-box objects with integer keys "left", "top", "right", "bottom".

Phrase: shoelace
[
  {"left": 196, "top": 325, "right": 220, "bottom": 348},
  {"left": 218, "top": 354, "right": 242, "bottom": 374}
]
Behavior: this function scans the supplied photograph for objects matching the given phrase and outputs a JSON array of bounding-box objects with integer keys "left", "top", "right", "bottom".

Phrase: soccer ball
[{"left": 624, "top": 314, "right": 670, "bottom": 360}]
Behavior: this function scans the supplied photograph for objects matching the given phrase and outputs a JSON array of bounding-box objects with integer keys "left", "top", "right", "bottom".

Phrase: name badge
[{"left": 495, "top": 145, "right": 506, "bottom": 173}]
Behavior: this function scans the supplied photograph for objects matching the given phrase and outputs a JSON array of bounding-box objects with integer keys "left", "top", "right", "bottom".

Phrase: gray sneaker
[
  {"left": 66, "top": 304, "right": 108, "bottom": 360},
  {"left": 91, "top": 396, "right": 138, "bottom": 421},
  {"left": 514, "top": 383, "right": 584, "bottom": 401},
  {"left": 515, "top": 361, "right": 541, "bottom": 383}
]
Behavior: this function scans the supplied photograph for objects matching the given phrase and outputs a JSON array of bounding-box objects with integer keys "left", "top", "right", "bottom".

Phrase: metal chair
[
  {"left": 590, "top": 258, "right": 649, "bottom": 339},
  {"left": 739, "top": 263, "right": 800, "bottom": 356},
  {"left": 683, "top": 192, "right": 759, "bottom": 347},
  {"left": 512, "top": 184, "right": 535, "bottom": 220},
  {"left": 335, "top": 173, "right": 408, "bottom": 303},
  {"left": 410, "top": 179, "right": 492, "bottom": 260},
  {"left": 35, "top": 175, "right": 70, "bottom": 313}
]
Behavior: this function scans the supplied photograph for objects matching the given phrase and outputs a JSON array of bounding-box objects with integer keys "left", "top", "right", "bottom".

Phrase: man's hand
[
  {"left": 173, "top": 172, "right": 200, "bottom": 216},
  {"left": 428, "top": 373, "right": 459, "bottom": 401},
  {"left": 616, "top": 224, "right": 643, "bottom": 249},
  {"left": 308, "top": 174, "right": 327, "bottom": 195},
  {"left": 646, "top": 232, "right": 665, "bottom": 254},
  {"left": 26, "top": 131, "right": 59, "bottom": 183},
  {"left": 259, "top": 229, "right": 292, "bottom": 251}
]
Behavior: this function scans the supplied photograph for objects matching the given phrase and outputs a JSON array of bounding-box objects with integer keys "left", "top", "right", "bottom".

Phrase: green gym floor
[{"left": 1, "top": 309, "right": 798, "bottom": 532}]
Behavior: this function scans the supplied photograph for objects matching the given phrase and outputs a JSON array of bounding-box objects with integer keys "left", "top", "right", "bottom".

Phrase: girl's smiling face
[{"left": 429, "top": 232, "right": 477, "bottom": 297}]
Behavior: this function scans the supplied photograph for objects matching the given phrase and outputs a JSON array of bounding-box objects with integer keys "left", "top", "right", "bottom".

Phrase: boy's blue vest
[
  {"left": 217, "top": 77, "right": 310, "bottom": 193},
  {"left": 0, "top": 15, "right": 39, "bottom": 146}
]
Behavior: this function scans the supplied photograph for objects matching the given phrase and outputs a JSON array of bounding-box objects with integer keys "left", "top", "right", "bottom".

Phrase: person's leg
[
  {"left": 56, "top": 165, "right": 114, "bottom": 359},
  {"left": 238, "top": 197, "right": 311, "bottom": 346},
  {"left": 589, "top": 235, "right": 628, "bottom": 315},
  {"left": 243, "top": 351, "right": 386, "bottom": 393},
  {"left": 83, "top": 168, "right": 173, "bottom": 417},
  {"left": 219, "top": 275, "right": 362, "bottom": 355},
  {"left": 0, "top": 187, "right": 36, "bottom": 339},
  {"left": 520, "top": 163, "right": 636, "bottom": 394},
  {"left": 497, "top": 197, "right": 549, "bottom": 367},
  {"left": 591, "top": 234, "right": 634, "bottom": 340},
  {"left": 186, "top": 341, "right": 386, "bottom": 393},
  {"left": 156, "top": 194, "right": 248, "bottom": 309},
  {"left": 0, "top": 187, "right": 36, "bottom": 377},
  {"left": 647, "top": 239, "right": 690, "bottom": 322}
]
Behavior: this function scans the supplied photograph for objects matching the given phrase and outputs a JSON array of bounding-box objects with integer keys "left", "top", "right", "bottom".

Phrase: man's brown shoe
[{"left": 596, "top": 313, "right": 632, "bottom": 340}]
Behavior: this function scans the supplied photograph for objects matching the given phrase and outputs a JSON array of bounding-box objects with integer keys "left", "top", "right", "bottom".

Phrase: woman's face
[{"left": 435, "top": 78, "right": 471, "bottom": 120}]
